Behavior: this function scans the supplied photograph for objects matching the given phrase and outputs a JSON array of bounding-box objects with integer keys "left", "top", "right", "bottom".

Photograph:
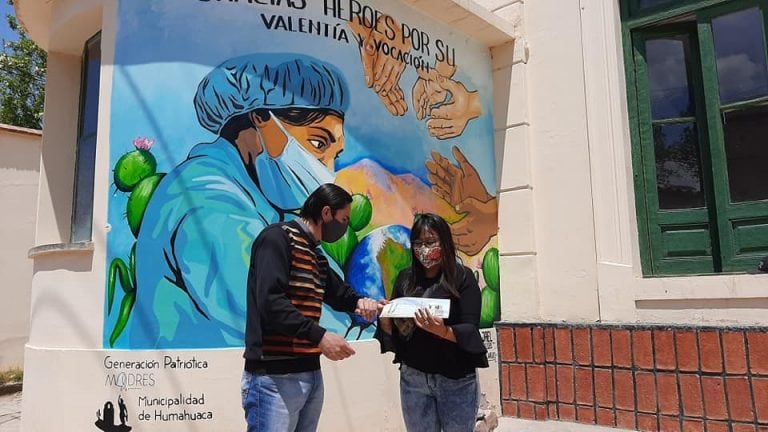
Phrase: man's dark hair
[
  {"left": 299, "top": 184, "right": 353, "bottom": 222},
  {"left": 220, "top": 107, "right": 343, "bottom": 143}
]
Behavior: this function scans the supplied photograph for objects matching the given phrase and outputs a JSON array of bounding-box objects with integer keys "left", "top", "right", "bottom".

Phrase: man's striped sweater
[{"left": 244, "top": 220, "right": 360, "bottom": 374}]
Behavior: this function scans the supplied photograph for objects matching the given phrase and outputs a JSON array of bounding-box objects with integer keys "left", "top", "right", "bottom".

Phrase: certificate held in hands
[{"left": 379, "top": 297, "right": 451, "bottom": 319}]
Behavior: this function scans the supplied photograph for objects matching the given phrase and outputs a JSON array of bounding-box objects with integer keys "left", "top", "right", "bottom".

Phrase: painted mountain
[{"left": 335, "top": 158, "right": 461, "bottom": 236}]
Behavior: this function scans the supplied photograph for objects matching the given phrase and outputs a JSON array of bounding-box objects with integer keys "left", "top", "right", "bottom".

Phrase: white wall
[
  {"left": 0, "top": 125, "right": 41, "bottom": 369},
  {"left": 19, "top": 0, "right": 515, "bottom": 430},
  {"left": 489, "top": 0, "right": 768, "bottom": 327}
]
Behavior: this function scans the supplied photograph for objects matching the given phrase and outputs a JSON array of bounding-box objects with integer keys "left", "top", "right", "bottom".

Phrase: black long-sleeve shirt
[
  {"left": 375, "top": 264, "right": 489, "bottom": 379},
  {"left": 244, "top": 220, "right": 361, "bottom": 374}
]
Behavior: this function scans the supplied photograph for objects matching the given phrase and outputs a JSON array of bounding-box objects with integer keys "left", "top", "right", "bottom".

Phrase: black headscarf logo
[{"left": 95, "top": 395, "right": 132, "bottom": 431}]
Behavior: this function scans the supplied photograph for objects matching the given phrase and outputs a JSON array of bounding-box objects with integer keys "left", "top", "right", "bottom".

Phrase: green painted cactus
[
  {"left": 479, "top": 286, "right": 501, "bottom": 328},
  {"left": 322, "top": 226, "right": 359, "bottom": 268},
  {"left": 107, "top": 137, "right": 165, "bottom": 346},
  {"left": 322, "top": 193, "right": 372, "bottom": 268},
  {"left": 114, "top": 149, "right": 157, "bottom": 192},
  {"left": 479, "top": 247, "right": 500, "bottom": 328},
  {"left": 349, "top": 193, "right": 373, "bottom": 231},
  {"left": 126, "top": 173, "right": 165, "bottom": 236}
]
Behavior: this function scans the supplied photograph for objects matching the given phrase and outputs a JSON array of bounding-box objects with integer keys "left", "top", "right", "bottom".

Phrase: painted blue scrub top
[{"left": 129, "top": 138, "right": 281, "bottom": 348}]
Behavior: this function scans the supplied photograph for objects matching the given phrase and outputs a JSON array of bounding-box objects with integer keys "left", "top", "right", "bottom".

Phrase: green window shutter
[
  {"left": 631, "top": 26, "right": 719, "bottom": 275},
  {"left": 697, "top": 0, "right": 768, "bottom": 272},
  {"left": 622, "top": 0, "right": 768, "bottom": 276}
]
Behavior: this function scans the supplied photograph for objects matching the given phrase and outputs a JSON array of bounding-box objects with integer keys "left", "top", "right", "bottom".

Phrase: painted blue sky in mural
[{"left": 109, "top": 0, "right": 495, "bottom": 185}]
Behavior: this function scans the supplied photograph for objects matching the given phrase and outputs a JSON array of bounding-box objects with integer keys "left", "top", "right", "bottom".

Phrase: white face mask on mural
[{"left": 255, "top": 112, "right": 335, "bottom": 210}]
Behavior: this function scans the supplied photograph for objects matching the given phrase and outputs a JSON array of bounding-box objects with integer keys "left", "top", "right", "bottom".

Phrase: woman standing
[{"left": 376, "top": 213, "right": 489, "bottom": 432}]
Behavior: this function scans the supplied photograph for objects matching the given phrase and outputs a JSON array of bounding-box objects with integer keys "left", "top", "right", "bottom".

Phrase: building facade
[
  {"left": 13, "top": 0, "right": 768, "bottom": 431},
  {"left": 0, "top": 124, "right": 40, "bottom": 370}
]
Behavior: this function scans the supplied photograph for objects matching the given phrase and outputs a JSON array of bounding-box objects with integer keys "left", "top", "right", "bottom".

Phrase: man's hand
[
  {"left": 355, "top": 297, "right": 379, "bottom": 322},
  {"left": 319, "top": 332, "right": 356, "bottom": 361}
]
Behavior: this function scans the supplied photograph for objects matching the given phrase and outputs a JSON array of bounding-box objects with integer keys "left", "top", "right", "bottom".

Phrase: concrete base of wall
[
  {"left": 498, "top": 417, "right": 632, "bottom": 431},
  {"left": 496, "top": 322, "right": 768, "bottom": 432}
]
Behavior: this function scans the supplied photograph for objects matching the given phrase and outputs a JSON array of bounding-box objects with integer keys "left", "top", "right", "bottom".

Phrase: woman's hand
[
  {"left": 378, "top": 299, "right": 393, "bottom": 335},
  {"left": 414, "top": 308, "right": 453, "bottom": 341}
]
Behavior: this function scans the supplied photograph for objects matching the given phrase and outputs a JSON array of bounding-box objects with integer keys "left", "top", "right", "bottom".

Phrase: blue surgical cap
[{"left": 194, "top": 53, "right": 350, "bottom": 134}]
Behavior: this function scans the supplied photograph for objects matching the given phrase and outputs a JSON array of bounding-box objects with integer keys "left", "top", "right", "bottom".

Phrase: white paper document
[{"left": 379, "top": 297, "right": 451, "bottom": 319}]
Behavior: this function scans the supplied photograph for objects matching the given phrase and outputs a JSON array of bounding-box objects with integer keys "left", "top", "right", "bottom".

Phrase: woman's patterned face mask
[{"left": 415, "top": 244, "right": 442, "bottom": 269}]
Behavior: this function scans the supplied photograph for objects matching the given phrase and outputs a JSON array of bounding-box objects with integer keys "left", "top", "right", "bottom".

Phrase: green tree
[{"left": 0, "top": 0, "right": 46, "bottom": 129}]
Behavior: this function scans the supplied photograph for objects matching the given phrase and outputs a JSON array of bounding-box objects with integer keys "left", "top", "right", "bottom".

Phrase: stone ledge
[{"left": 28, "top": 241, "right": 94, "bottom": 259}]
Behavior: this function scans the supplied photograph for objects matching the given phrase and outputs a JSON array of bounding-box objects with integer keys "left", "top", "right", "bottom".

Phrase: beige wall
[
  {"left": 18, "top": 0, "right": 514, "bottom": 431},
  {"left": 0, "top": 125, "right": 41, "bottom": 369},
  {"left": 488, "top": 0, "right": 768, "bottom": 327},
  {"left": 18, "top": 0, "right": 768, "bottom": 429}
]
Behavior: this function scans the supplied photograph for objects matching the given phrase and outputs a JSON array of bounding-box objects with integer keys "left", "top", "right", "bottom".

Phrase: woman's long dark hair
[{"left": 404, "top": 213, "right": 461, "bottom": 298}]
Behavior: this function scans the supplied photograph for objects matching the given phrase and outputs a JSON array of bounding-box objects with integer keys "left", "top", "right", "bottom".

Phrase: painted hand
[
  {"left": 426, "top": 146, "right": 492, "bottom": 206},
  {"left": 425, "top": 146, "right": 497, "bottom": 256},
  {"left": 426, "top": 77, "right": 481, "bottom": 139},
  {"left": 412, "top": 64, "right": 456, "bottom": 120},
  {"left": 451, "top": 196, "right": 498, "bottom": 257},
  {"left": 349, "top": 14, "right": 409, "bottom": 116}
]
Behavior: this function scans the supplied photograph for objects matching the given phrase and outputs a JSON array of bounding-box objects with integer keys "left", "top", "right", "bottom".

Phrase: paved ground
[{"left": 0, "top": 392, "right": 21, "bottom": 432}]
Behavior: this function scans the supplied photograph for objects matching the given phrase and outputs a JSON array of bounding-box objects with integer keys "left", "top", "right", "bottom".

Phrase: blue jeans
[
  {"left": 241, "top": 370, "right": 324, "bottom": 432},
  {"left": 399, "top": 364, "right": 479, "bottom": 432}
]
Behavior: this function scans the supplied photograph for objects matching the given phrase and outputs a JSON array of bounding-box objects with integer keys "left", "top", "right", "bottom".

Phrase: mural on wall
[{"left": 105, "top": 0, "right": 500, "bottom": 349}]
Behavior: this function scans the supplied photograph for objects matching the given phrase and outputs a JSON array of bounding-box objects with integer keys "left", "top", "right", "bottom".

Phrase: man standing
[{"left": 242, "top": 183, "right": 378, "bottom": 432}]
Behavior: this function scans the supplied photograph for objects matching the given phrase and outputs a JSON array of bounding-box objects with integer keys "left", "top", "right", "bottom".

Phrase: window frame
[
  {"left": 696, "top": 0, "right": 768, "bottom": 272},
  {"left": 70, "top": 32, "right": 102, "bottom": 243},
  {"left": 621, "top": 0, "right": 768, "bottom": 276}
]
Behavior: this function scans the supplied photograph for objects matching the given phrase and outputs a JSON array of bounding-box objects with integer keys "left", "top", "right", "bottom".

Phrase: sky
[{"left": 0, "top": 2, "right": 17, "bottom": 43}]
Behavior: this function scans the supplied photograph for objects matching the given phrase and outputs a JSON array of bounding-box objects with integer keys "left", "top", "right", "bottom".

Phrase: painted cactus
[
  {"left": 321, "top": 193, "right": 372, "bottom": 269},
  {"left": 113, "top": 137, "right": 157, "bottom": 192},
  {"left": 479, "top": 247, "right": 501, "bottom": 328},
  {"left": 107, "top": 137, "right": 165, "bottom": 346}
]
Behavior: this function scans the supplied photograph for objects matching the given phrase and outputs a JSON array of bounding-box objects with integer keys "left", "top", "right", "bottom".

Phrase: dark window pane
[
  {"left": 653, "top": 123, "right": 705, "bottom": 209},
  {"left": 72, "top": 35, "right": 101, "bottom": 242},
  {"left": 723, "top": 105, "right": 768, "bottom": 202},
  {"left": 80, "top": 41, "right": 101, "bottom": 136},
  {"left": 72, "top": 135, "right": 97, "bottom": 242},
  {"left": 646, "top": 37, "right": 694, "bottom": 119},
  {"left": 639, "top": 0, "right": 676, "bottom": 10},
  {"left": 712, "top": 7, "right": 768, "bottom": 104}
]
